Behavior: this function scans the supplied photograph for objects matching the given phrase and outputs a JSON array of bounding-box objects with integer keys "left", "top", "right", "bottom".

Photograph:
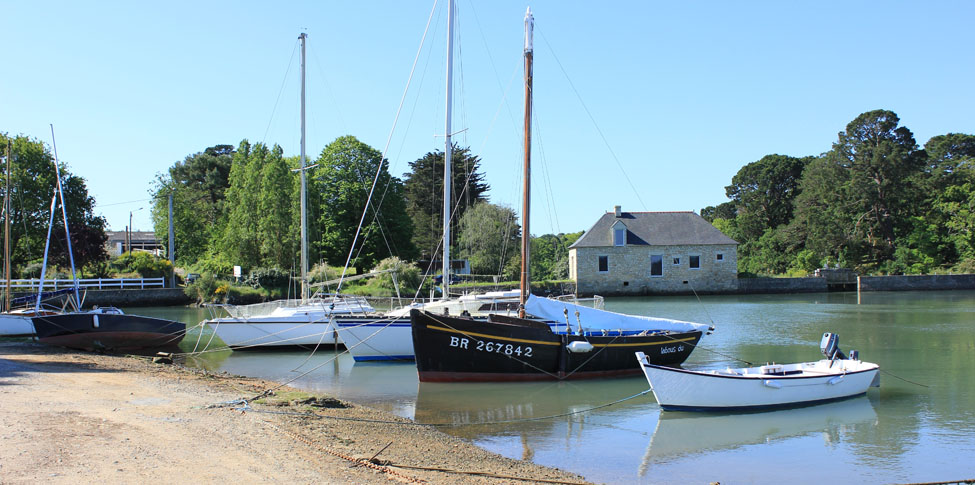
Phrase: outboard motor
[{"left": 820, "top": 332, "right": 848, "bottom": 360}]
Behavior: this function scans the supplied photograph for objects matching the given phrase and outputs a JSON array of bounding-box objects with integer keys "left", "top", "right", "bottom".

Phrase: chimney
[{"left": 614, "top": 205, "right": 621, "bottom": 217}]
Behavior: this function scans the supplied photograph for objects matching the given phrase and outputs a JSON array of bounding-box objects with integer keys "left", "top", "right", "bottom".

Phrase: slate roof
[{"left": 569, "top": 211, "right": 738, "bottom": 248}]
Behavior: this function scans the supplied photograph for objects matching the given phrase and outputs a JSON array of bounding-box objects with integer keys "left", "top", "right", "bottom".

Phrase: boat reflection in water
[
  {"left": 414, "top": 378, "right": 655, "bottom": 463},
  {"left": 639, "top": 396, "right": 878, "bottom": 476}
]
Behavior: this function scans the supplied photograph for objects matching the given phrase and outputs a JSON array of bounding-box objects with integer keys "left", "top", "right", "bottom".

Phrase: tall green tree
[
  {"left": 834, "top": 110, "right": 923, "bottom": 263},
  {"left": 726, "top": 154, "right": 810, "bottom": 242},
  {"left": 403, "top": 144, "right": 489, "bottom": 261},
  {"left": 150, "top": 144, "right": 234, "bottom": 264},
  {"left": 1, "top": 133, "right": 107, "bottom": 275},
  {"left": 257, "top": 145, "right": 297, "bottom": 269},
  {"left": 314, "top": 136, "right": 415, "bottom": 273},
  {"left": 220, "top": 140, "right": 263, "bottom": 269},
  {"left": 456, "top": 202, "right": 519, "bottom": 276}
]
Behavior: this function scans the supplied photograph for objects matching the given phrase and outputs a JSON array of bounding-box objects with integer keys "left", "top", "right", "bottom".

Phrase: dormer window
[{"left": 612, "top": 221, "right": 626, "bottom": 247}]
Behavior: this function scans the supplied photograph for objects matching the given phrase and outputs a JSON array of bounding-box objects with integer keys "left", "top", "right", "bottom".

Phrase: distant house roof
[{"left": 570, "top": 210, "right": 737, "bottom": 248}]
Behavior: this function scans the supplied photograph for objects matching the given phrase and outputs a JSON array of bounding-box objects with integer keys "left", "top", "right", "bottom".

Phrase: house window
[
  {"left": 598, "top": 255, "right": 608, "bottom": 273},
  {"left": 650, "top": 255, "right": 663, "bottom": 276},
  {"left": 673, "top": 257, "right": 681, "bottom": 266},
  {"left": 716, "top": 253, "right": 724, "bottom": 261},
  {"left": 613, "top": 227, "right": 625, "bottom": 246},
  {"left": 689, "top": 255, "right": 700, "bottom": 269}
]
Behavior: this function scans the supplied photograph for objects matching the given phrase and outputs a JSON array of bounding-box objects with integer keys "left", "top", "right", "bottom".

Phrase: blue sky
[{"left": 3, "top": 1, "right": 974, "bottom": 238}]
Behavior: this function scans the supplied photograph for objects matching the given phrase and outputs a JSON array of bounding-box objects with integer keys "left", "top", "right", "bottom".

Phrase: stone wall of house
[{"left": 570, "top": 244, "right": 738, "bottom": 295}]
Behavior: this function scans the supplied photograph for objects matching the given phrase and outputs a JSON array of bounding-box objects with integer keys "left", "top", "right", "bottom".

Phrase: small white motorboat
[{"left": 636, "top": 333, "right": 880, "bottom": 412}]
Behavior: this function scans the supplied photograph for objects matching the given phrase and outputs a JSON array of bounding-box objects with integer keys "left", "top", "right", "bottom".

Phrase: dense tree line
[
  {"left": 0, "top": 133, "right": 107, "bottom": 277},
  {"left": 702, "top": 109, "right": 975, "bottom": 276}
]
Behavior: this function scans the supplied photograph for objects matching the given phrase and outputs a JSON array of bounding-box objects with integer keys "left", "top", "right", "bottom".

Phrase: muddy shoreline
[{"left": 0, "top": 342, "right": 589, "bottom": 484}]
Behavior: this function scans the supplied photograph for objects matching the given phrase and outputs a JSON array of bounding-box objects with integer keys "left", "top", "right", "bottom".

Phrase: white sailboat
[
  {"left": 203, "top": 33, "right": 375, "bottom": 349},
  {"left": 0, "top": 140, "right": 36, "bottom": 336}
]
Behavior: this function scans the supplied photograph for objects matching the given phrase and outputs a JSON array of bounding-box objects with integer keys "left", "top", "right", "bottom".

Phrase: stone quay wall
[{"left": 857, "top": 274, "right": 975, "bottom": 292}]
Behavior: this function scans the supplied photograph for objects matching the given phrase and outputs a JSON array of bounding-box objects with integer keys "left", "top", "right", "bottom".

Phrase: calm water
[{"left": 132, "top": 291, "right": 975, "bottom": 484}]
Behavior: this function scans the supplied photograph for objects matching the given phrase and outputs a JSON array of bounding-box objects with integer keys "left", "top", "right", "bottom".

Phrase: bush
[
  {"left": 184, "top": 273, "right": 221, "bottom": 304},
  {"left": 244, "top": 267, "right": 293, "bottom": 291},
  {"left": 192, "top": 253, "right": 235, "bottom": 278},
  {"left": 110, "top": 252, "right": 173, "bottom": 278},
  {"left": 370, "top": 257, "right": 421, "bottom": 293}
]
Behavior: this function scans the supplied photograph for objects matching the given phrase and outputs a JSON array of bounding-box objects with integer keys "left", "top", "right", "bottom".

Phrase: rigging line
[
  {"left": 334, "top": 0, "right": 439, "bottom": 296},
  {"left": 533, "top": 99, "right": 562, "bottom": 236},
  {"left": 683, "top": 278, "right": 716, "bottom": 328},
  {"left": 96, "top": 198, "right": 152, "bottom": 208},
  {"left": 466, "top": 0, "right": 522, "bottom": 156},
  {"left": 309, "top": 48, "right": 349, "bottom": 135},
  {"left": 537, "top": 28, "right": 648, "bottom": 212},
  {"left": 879, "top": 369, "right": 930, "bottom": 388},
  {"left": 262, "top": 38, "right": 300, "bottom": 146}
]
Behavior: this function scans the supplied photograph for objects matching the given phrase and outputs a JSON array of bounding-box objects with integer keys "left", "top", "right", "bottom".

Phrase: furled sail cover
[{"left": 524, "top": 294, "right": 711, "bottom": 333}]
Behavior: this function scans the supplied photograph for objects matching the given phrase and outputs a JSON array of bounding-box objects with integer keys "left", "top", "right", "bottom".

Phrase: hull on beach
[
  {"left": 411, "top": 309, "right": 702, "bottom": 383},
  {"left": 637, "top": 352, "right": 880, "bottom": 412},
  {"left": 31, "top": 312, "right": 185, "bottom": 352},
  {"left": 0, "top": 313, "right": 35, "bottom": 337}
]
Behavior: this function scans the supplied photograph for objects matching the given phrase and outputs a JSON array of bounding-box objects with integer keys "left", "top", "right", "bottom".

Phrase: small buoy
[{"left": 566, "top": 341, "right": 594, "bottom": 353}]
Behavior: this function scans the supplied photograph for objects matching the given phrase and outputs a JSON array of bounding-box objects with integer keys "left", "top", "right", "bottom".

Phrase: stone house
[{"left": 568, "top": 207, "right": 738, "bottom": 295}]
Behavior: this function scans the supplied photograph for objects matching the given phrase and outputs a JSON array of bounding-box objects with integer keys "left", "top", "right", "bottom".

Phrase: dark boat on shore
[
  {"left": 410, "top": 300, "right": 704, "bottom": 382},
  {"left": 31, "top": 307, "right": 185, "bottom": 352}
]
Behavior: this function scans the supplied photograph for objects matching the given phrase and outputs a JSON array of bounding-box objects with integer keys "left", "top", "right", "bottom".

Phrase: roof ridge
[{"left": 604, "top": 210, "right": 695, "bottom": 214}]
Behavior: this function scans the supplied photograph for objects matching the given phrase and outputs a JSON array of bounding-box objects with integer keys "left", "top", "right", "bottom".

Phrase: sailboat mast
[
  {"left": 4, "top": 140, "right": 10, "bottom": 313},
  {"left": 519, "top": 8, "right": 534, "bottom": 317},
  {"left": 299, "top": 32, "right": 309, "bottom": 302},
  {"left": 50, "top": 126, "right": 81, "bottom": 308},
  {"left": 441, "top": 0, "right": 455, "bottom": 300}
]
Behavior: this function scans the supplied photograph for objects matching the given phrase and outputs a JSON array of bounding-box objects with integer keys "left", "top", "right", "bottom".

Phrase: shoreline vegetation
[{"left": 0, "top": 341, "right": 589, "bottom": 484}]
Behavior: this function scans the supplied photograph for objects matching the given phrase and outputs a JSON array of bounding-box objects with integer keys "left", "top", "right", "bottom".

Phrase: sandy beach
[{"left": 0, "top": 342, "right": 589, "bottom": 484}]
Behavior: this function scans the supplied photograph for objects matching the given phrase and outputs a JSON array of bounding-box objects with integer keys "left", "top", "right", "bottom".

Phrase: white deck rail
[{"left": 9, "top": 278, "right": 167, "bottom": 290}]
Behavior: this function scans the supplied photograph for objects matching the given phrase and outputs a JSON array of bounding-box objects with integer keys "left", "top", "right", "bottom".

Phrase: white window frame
[
  {"left": 689, "top": 254, "right": 701, "bottom": 270},
  {"left": 672, "top": 256, "right": 681, "bottom": 266},
  {"left": 716, "top": 253, "right": 724, "bottom": 262},
  {"left": 612, "top": 221, "right": 626, "bottom": 247}
]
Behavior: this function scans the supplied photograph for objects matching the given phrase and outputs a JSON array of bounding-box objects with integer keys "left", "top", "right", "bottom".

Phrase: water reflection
[
  {"left": 639, "top": 397, "right": 878, "bottom": 474},
  {"left": 135, "top": 291, "right": 975, "bottom": 484}
]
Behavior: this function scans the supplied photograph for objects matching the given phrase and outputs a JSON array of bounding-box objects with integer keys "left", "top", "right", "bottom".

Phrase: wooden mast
[
  {"left": 519, "top": 7, "right": 534, "bottom": 318},
  {"left": 441, "top": 0, "right": 455, "bottom": 300}
]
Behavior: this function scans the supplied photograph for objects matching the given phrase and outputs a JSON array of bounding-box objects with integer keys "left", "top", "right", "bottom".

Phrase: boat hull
[
  {"left": 0, "top": 313, "right": 35, "bottom": 337},
  {"left": 31, "top": 313, "right": 185, "bottom": 352},
  {"left": 206, "top": 319, "right": 341, "bottom": 349},
  {"left": 637, "top": 354, "right": 880, "bottom": 411},
  {"left": 336, "top": 317, "right": 413, "bottom": 361},
  {"left": 411, "top": 309, "right": 702, "bottom": 382}
]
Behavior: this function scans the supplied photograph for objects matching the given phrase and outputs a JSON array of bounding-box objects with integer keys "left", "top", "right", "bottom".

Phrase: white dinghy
[{"left": 636, "top": 333, "right": 880, "bottom": 412}]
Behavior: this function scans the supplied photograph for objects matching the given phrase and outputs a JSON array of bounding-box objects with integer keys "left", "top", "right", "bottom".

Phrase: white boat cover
[{"left": 524, "top": 294, "right": 710, "bottom": 333}]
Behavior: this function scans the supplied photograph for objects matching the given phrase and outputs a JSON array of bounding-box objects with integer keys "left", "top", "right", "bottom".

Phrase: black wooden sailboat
[
  {"left": 31, "top": 307, "right": 185, "bottom": 352},
  {"left": 409, "top": 8, "right": 709, "bottom": 383},
  {"left": 25, "top": 127, "right": 185, "bottom": 353},
  {"left": 411, "top": 304, "right": 703, "bottom": 382}
]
